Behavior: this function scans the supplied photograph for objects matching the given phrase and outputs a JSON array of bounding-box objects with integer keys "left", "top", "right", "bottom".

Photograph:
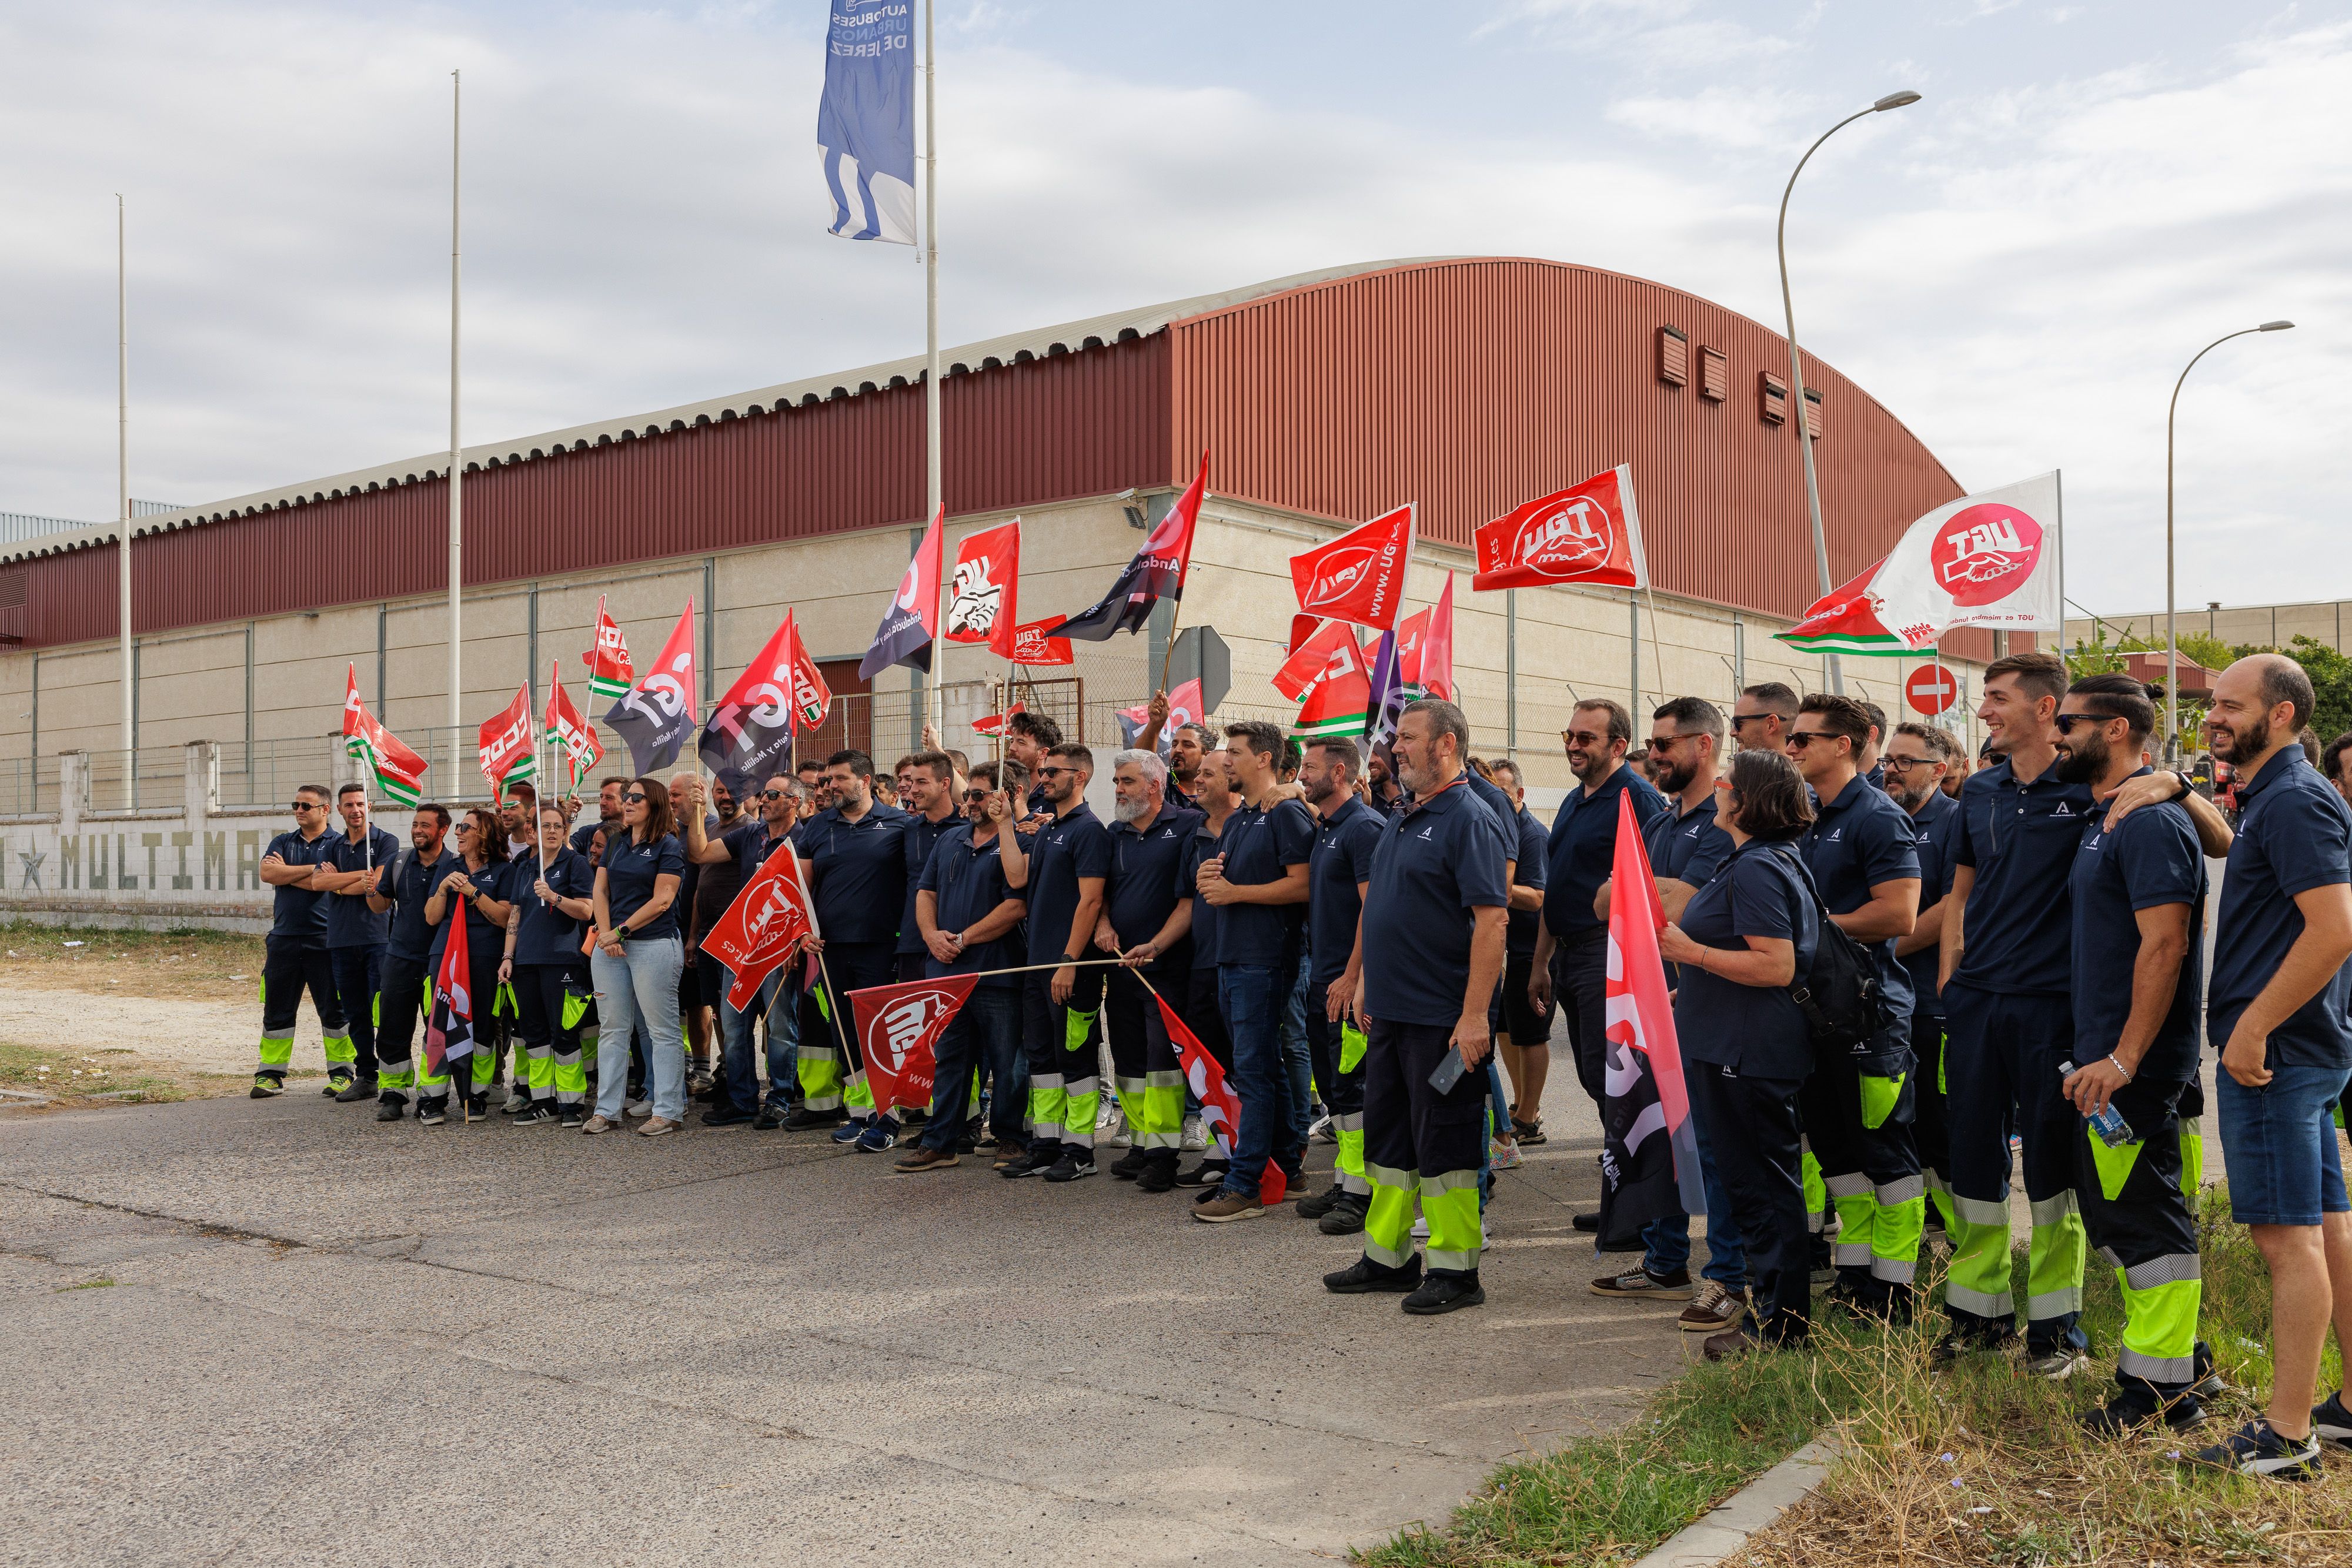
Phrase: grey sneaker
[
  {"left": 2024, "top": 1346, "right": 2090, "bottom": 1380},
  {"left": 1180, "top": 1115, "right": 1207, "bottom": 1152},
  {"left": 1589, "top": 1263, "right": 1697, "bottom": 1301},
  {"left": 1678, "top": 1280, "right": 1749, "bottom": 1333}
]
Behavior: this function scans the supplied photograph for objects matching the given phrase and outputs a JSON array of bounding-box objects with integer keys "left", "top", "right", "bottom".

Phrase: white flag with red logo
[
  {"left": 477, "top": 684, "right": 538, "bottom": 791},
  {"left": 1289, "top": 503, "right": 1414, "bottom": 631},
  {"left": 700, "top": 840, "right": 818, "bottom": 1011},
  {"left": 944, "top": 519, "right": 1021, "bottom": 660},
  {"left": 847, "top": 974, "right": 979, "bottom": 1117},
  {"left": 1779, "top": 472, "right": 2062, "bottom": 656},
  {"left": 1157, "top": 992, "right": 1285, "bottom": 1203},
  {"left": 1472, "top": 466, "right": 1646, "bottom": 592}
]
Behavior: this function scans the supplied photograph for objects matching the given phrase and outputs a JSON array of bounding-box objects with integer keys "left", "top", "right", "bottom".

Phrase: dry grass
[{"left": 0, "top": 921, "right": 266, "bottom": 1003}]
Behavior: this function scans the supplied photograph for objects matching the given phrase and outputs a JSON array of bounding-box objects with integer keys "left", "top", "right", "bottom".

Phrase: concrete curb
[{"left": 1627, "top": 1434, "right": 1839, "bottom": 1568}]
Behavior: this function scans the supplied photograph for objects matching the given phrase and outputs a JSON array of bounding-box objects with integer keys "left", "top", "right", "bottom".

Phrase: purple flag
[{"left": 1360, "top": 629, "right": 1408, "bottom": 746}]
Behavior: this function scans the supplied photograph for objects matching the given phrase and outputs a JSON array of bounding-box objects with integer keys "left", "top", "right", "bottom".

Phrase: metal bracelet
[{"left": 2107, "top": 1052, "right": 2133, "bottom": 1082}]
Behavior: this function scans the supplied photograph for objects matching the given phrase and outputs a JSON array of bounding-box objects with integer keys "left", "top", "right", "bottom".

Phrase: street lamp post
[
  {"left": 1778, "top": 89, "right": 1920, "bottom": 697},
  {"left": 2166, "top": 320, "right": 2293, "bottom": 758}
]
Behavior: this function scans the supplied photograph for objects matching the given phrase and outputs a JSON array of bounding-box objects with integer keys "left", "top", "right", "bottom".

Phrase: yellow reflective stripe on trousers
[{"left": 257, "top": 1034, "right": 294, "bottom": 1069}]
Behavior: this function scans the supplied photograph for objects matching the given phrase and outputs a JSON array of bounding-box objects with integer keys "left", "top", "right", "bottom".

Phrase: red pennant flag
[
  {"left": 1271, "top": 618, "right": 1363, "bottom": 703},
  {"left": 700, "top": 841, "right": 818, "bottom": 1011},
  {"left": 477, "top": 684, "right": 538, "bottom": 791},
  {"left": 1599, "top": 790, "right": 1705, "bottom": 1241},
  {"left": 1392, "top": 608, "right": 1431, "bottom": 687},
  {"left": 973, "top": 701, "right": 1024, "bottom": 738},
  {"left": 1420, "top": 573, "right": 1456, "bottom": 701},
  {"left": 1472, "top": 465, "right": 1647, "bottom": 592},
  {"left": 1289, "top": 503, "right": 1414, "bottom": 631},
  {"left": 1155, "top": 992, "right": 1284, "bottom": 1203},
  {"left": 1287, "top": 613, "right": 1319, "bottom": 657},
  {"left": 944, "top": 519, "right": 1021, "bottom": 661},
  {"left": 848, "top": 974, "right": 979, "bottom": 1118},
  {"left": 1008, "top": 620, "right": 1074, "bottom": 667},
  {"left": 583, "top": 595, "right": 635, "bottom": 701},
  {"left": 423, "top": 897, "right": 475, "bottom": 1084}
]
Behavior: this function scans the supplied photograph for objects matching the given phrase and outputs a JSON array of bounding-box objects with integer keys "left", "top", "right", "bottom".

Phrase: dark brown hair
[
  {"left": 1984, "top": 650, "right": 2069, "bottom": 706},
  {"left": 1725, "top": 750, "right": 1813, "bottom": 841},
  {"left": 629, "top": 777, "right": 676, "bottom": 843}
]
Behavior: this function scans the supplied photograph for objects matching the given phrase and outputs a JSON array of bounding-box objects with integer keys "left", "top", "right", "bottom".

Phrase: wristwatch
[{"left": 2168, "top": 770, "right": 2195, "bottom": 802}]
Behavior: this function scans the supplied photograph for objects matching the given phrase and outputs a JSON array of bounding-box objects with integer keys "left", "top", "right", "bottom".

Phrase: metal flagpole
[
  {"left": 447, "top": 70, "right": 465, "bottom": 739},
  {"left": 116, "top": 195, "right": 132, "bottom": 757},
  {"left": 923, "top": 0, "right": 944, "bottom": 743}
]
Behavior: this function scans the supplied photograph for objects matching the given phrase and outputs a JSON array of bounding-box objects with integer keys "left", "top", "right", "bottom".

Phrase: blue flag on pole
[{"left": 818, "top": 2, "right": 917, "bottom": 244}]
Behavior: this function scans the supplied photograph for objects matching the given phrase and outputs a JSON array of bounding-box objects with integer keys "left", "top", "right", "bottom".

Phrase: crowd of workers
[{"left": 249, "top": 650, "right": 2352, "bottom": 1481}]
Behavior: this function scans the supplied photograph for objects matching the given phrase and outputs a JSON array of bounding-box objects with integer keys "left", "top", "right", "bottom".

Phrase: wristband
[{"left": 1061, "top": 953, "right": 1084, "bottom": 966}]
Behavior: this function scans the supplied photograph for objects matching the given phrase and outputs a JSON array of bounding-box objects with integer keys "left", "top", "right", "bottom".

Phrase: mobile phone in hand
[{"left": 1426, "top": 1047, "right": 1469, "bottom": 1094}]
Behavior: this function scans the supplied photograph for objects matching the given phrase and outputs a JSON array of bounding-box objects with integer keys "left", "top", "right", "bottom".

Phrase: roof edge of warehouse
[{"left": 3, "top": 253, "right": 1946, "bottom": 568}]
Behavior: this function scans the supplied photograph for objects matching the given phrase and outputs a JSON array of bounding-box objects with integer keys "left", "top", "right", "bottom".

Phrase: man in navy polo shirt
[
  {"left": 1789, "top": 694, "right": 1923, "bottom": 1320},
  {"left": 799, "top": 750, "right": 914, "bottom": 1151},
  {"left": 1532, "top": 698, "right": 1669, "bottom": 1230},
  {"left": 997, "top": 741, "right": 1113, "bottom": 1183},
  {"left": 569, "top": 777, "right": 626, "bottom": 854},
  {"left": 1938, "top": 651, "right": 2099, "bottom": 1372},
  {"left": 680, "top": 774, "right": 808, "bottom": 1129},
  {"left": 2183, "top": 656, "right": 2352, "bottom": 1478},
  {"left": 365, "top": 803, "right": 457, "bottom": 1119},
  {"left": 1094, "top": 748, "right": 1204, "bottom": 1189},
  {"left": 1324, "top": 698, "right": 1508, "bottom": 1313},
  {"left": 1294, "top": 738, "right": 1386, "bottom": 1233},
  {"left": 1005, "top": 711, "right": 1063, "bottom": 826},
  {"left": 1881, "top": 723, "right": 1962, "bottom": 1239},
  {"left": 1484, "top": 760, "right": 1554, "bottom": 1145},
  {"left": 1592, "top": 698, "right": 1743, "bottom": 1327},
  {"left": 893, "top": 751, "right": 963, "bottom": 987},
  {"left": 2049, "top": 675, "right": 2211, "bottom": 1435},
  {"left": 308, "top": 783, "right": 402, "bottom": 1104},
  {"left": 252, "top": 784, "right": 353, "bottom": 1098},
  {"left": 1192, "top": 721, "right": 1316, "bottom": 1222},
  {"left": 1172, "top": 751, "right": 1238, "bottom": 1185}
]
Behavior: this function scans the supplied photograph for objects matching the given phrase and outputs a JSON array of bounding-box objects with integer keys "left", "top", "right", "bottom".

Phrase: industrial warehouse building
[{"left": 0, "top": 256, "right": 2004, "bottom": 920}]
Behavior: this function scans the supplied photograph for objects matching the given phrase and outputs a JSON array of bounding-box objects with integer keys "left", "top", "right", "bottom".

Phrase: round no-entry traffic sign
[{"left": 1906, "top": 663, "right": 1960, "bottom": 716}]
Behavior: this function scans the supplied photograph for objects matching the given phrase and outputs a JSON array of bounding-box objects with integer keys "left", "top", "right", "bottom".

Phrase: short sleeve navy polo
[
  {"left": 1951, "top": 757, "right": 2099, "bottom": 996},
  {"left": 2069, "top": 773, "right": 2205, "bottom": 1080},
  {"left": 897, "top": 810, "right": 965, "bottom": 955},
  {"left": 1307, "top": 795, "right": 1384, "bottom": 985},
  {"left": 601, "top": 832, "right": 687, "bottom": 941},
  {"left": 1798, "top": 773, "right": 1921, "bottom": 1025},
  {"left": 2211, "top": 749, "right": 2352, "bottom": 1070},
  {"left": 801, "top": 802, "right": 914, "bottom": 945},
  {"left": 1675, "top": 840, "right": 1820, "bottom": 1079},
  {"left": 920, "top": 824, "right": 1027, "bottom": 988},
  {"left": 263, "top": 828, "right": 338, "bottom": 944},
  {"left": 510, "top": 847, "right": 597, "bottom": 967},
  {"left": 1898, "top": 788, "right": 1960, "bottom": 1019},
  {"left": 1021, "top": 803, "right": 1114, "bottom": 964},
  {"left": 1361, "top": 780, "right": 1508, "bottom": 1027},
  {"left": 1505, "top": 806, "right": 1550, "bottom": 957},
  {"left": 320, "top": 825, "right": 403, "bottom": 949},
  {"left": 1181, "top": 822, "right": 1224, "bottom": 969},
  {"left": 1646, "top": 794, "right": 1732, "bottom": 891},
  {"left": 1463, "top": 770, "right": 1521, "bottom": 865},
  {"left": 427, "top": 858, "right": 513, "bottom": 978},
  {"left": 1107, "top": 803, "right": 1205, "bottom": 972},
  {"left": 1214, "top": 797, "right": 1317, "bottom": 971},
  {"left": 375, "top": 847, "right": 460, "bottom": 965},
  {"left": 1543, "top": 765, "right": 1671, "bottom": 941}
]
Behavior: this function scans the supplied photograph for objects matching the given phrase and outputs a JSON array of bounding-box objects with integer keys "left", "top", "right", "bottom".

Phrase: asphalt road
[{"left": 0, "top": 1080, "right": 1680, "bottom": 1567}]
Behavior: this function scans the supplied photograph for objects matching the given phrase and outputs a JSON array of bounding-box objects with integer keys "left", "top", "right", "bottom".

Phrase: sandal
[{"left": 1511, "top": 1116, "right": 1546, "bottom": 1146}]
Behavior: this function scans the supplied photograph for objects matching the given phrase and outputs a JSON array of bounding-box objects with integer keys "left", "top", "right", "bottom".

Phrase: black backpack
[{"left": 1762, "top": 844, "right": 1892, "bottom": 1054}]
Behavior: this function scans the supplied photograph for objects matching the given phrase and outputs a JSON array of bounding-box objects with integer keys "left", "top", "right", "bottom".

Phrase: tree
[
  {"left": 2065, "top": 624, "right": 2131, "bottom": 680},
  {"left": 2285, "top": 637, "right": 2352, "bottom": 744}
]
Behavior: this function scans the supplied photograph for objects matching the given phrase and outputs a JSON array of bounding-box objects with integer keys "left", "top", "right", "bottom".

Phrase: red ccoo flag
[
  {"left": 423, "top": 897, "right": 476, "bottom": 1088},
  {"left": 1290, "top": 503, "right": 1414, "bottom": 631},
  {"left": 477, "top": 684, "right": 538, "bottom": 792},
  {"left": 1155, "top": 991, "right": 1284, "bottom": 1203},
  {"left": 1271, "top": 618, "right": 1362, "bottom": 703},
  {"left": 583, "top": 596, "right": 635, "bottom": 702},
  {"left": 1598, "top": 790, "right": 1704, "bottom": 1249},
  {"left": 1472, "top": 466, "right": 1647, "bottom": 593},
  {"left": 700, "top": 840, "right": 818, "bottom": 1012},
  {"left": 543, "top": 662, "right": 604, "bottom": 789},
  {"left": 847, "top": 974, "right": 979, "bottom": 1118},
  {"left": 973, "top": 701, "right": 1024, "bottom": 738}
]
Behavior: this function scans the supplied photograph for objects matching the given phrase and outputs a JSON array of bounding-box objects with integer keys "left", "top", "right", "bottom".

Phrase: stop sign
[{"left": 1906, "top": 663, "right": 1960, "bottom": 716}]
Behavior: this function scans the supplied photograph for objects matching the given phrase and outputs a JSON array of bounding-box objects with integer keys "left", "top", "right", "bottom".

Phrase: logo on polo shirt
[
  {"left": 1416, "top": 824, "right": 1435, "bottom": 840},
  {"left": 2083, "top": 831, "right": 2103, "bottom": 851},
  {"left": 2052, "top": 802, "right": 2075, "bottom": 818},
  {"left": 1826, "top": 828, "right": 1843, "bottom": 842}
]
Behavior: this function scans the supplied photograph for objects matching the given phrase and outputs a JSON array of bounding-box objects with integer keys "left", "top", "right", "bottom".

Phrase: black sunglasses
[
  {"left": 759, "top": 788, "right": 789, "bottom": 800},
  {"left": 624, "top": 790, "right": 649, "bottom": 803},
  {"left": 2054, "top": 712, "right": 2124, "bottom": 734},
  {"left": 292, "top": 800, "right": 325, "bottom": 811},
  {"left": 1035, "top": 765, "right": 1073, "bottom": 780},
  {"left": 1784, "top": 731, "right": 1839, "bottom": 748}
]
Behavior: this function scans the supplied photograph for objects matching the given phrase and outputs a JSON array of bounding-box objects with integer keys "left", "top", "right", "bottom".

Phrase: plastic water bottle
[{"left": 2059, "top": 1061, "right": 2135, "bottom": 1148}]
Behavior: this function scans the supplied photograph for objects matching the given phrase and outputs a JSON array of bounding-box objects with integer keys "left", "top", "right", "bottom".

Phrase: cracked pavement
[{"left": 0, "top": 1085, "right": 1681, "bottom": 1566}]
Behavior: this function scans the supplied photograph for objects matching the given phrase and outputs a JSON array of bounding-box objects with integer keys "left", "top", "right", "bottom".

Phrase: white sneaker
[
  {"left": 1096, "top": 1102, "right": 1130, "bottom": 1147},
  {"left": 1488, "top": 1138, "right": 1522, "bottom": 1171},
  {"left": 502, "top": 1087, "right": 530, "bottom": 1115},
  {"left": 1309, "top": 1114, "right": 1337, "bottom": 1145},
  {"left": 1411, "top": 1216, "right": 1429, "bottom": 1242},
  {"left": 1181, "top": 1115, "right": 1207, "bottom": 1152},
  {"left": 623, "top": 1097, "right": 652, "bottom": 1119}
]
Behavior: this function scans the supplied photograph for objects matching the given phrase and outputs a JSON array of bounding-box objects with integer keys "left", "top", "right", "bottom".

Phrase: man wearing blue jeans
[
  {"left": 1590, "top": 698, "right": 1745, "bottom": 1322},
  {"left": 1194, "top": 721, "right": 1315, "bottom": 1223},
  {"left": 2173, "top": 656, "right": 2352, "bottom": 1480},
  {"left": 681, "top": 774, "right": 809, "bottom": 1128}
]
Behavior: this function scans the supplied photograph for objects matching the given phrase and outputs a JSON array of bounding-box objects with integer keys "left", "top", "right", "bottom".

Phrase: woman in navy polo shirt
[
  {"left": 1657, "top": 749, "right": 1820, "bottom": 1360},
  {"left": 500, "top": 805, "right": 599, "bottom": 1128},
  {"left": 586, "top": 777, "right": 689, "bottom": 1136},
  {"left": 422, "top": 807, "right": 514, "bottom": 1123}
]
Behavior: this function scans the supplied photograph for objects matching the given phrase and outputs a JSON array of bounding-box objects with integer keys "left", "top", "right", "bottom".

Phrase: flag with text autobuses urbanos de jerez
[
  {"left": 1778, "top": 471, "right": 2063, "bottom": 657},
  {"left": 603, "top": 601, "right": 698, "bottom": 777},
  {"left": 1043, "top": 452, "right": 1207, "bottom": 641},
  {"left": 1598, "top": 790, "right": 1704, "bottom": 1251},
  {"left": 1157, "top": 992, "right": 1285, "bottom": 1203},
  {"left": 817, "top": 0, "right": 915, "bottom": 244},
  {"left": 848, "top": 974, "right": 978, "bottom": 1118},
  {"left": 700, "top": 841, "right": 817, "bottom": 1012}
]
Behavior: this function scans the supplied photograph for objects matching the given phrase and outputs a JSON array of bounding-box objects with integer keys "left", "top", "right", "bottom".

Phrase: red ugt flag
[
  {"left": 848, "top": 975, "right": 978, "bottom": 1116},
  {"left": 944, "top": 519, "right": 1022, "bottom": 661},
  {"left": 1156, "top": 993, "right": 1285, "bottom": 1203},
  {"left": 700, "top": 841, "right": 818, "bottom": 1011},
  {"left": 1290, "top": 503, "right": 1414, "bottom": 631},
  {"left": 1598, "top": 790, "right": 1704, "bottom": 1248},
  {"left": 1472, "top": 465, "right": 1647, "bottom": 592}
]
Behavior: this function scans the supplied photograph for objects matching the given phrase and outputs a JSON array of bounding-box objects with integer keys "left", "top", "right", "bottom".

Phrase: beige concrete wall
[
  {"left": 2066, "top": 599, "right": 2350, "bottom": 656},
  {"left": 0, "top": 492, "right": 1994, "bottom": 814}
]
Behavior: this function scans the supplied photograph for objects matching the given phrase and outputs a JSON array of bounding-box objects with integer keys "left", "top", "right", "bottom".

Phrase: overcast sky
[{"left": 4, "top": 1, "right": 2346, "bottom": 616}]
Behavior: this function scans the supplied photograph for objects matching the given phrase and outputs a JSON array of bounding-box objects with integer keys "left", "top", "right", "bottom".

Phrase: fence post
[
  {"left": 186, "top": 741, "right": 218, "bottom": 824},
  {"left": 58, "top": 750, "right": 87, "bottom": 834}
]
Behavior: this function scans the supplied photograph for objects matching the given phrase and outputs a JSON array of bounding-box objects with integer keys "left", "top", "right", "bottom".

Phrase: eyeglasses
[
  {"left": 624, "top": 791, "right": 648, "bottom": 803},
  {"left": 1035, "top": 765, "right": 1073, "bottom": 780},
  {"left": 1880, "top": 754, "right": 1931, "bottom": 773},
  {"left": 1785, "top": 731, "right": 1840, "bottom": 749},
  {"left": 453, "top": 823, "right": 477, "bottom": 835},
  {"left": 1651, "top": 733, "right": 1700, "bottom": 750},
  {"left": 2054, "top": 712, "right": 2123, "bottom": 734},
  {"left": 963, "top": 788, "right": 994, "bottom": 801},
  {"left": 1560, "top": 730, "right": 1607, "bottom": 748}
]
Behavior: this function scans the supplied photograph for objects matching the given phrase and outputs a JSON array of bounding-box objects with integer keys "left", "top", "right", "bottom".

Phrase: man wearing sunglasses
[
  {"left": 1731, "top": 683, "right": 1800, "bottom": 755},
  {"left": 799, "top": 750, "right": 915, "bottom": 1150},
  {"left": 305, "top": 783, "right": 403, "bottom": 1104},
  {"left": 1880, "top": 723, "right": 1963, "bottom": 1245},
  {"left": 683, "top": 774, "right": 808, "bottom": 1130},
  {"left": 251, "top": 785, "right": 355, "bottom": 1097}
]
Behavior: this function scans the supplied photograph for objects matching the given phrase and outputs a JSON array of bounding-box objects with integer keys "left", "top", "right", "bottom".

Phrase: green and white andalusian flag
[{"left": 341, "top": 665, "right": 427, "bottom": 806}]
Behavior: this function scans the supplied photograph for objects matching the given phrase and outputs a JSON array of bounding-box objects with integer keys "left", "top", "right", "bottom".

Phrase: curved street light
[
  {"left": 1778, "top": 90, "right": 1920, "bottom": 695},
  {"left": 2165, "top": 320, "right": 2294, "bottom": 757}
]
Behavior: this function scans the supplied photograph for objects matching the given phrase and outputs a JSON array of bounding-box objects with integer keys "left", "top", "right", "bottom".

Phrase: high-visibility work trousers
[
  {"left": 1305, "top": 985, "right": 1368, "bottom": 1195},
  {"left": 1360, "top": 1019, "right": 1485, "bottom": 1279},
  {"left": 1798, "top": 1035, "right": 1925, "bottom": 1308},
  {"left": 373, "top": 954, "right": 429, "bottom": 1105},
  {"left": 2079, "top": 1065, "right": 2204, "bottom": 1391},
  {"left": 800, "top": 942, "right": 894, "bottom": 1115},
  {"left": 258, "top": 937, "right": 348, "bottom": 1081},
  {"left": 1104, "top": 967, "right": 1185, "bottom": 1156},
  {"left": 512, "top": 961, "right": 589, "bottom": 1106},
  {"left": 1912, "top": 1013, "right": 1955, "bottom": 1232},
  {"left": 1941, "top": 982, "right": 2087, "bottom": 1353},
  {"left": 1023, "top": 964, "right": 1104, "bottom": 1152}
]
